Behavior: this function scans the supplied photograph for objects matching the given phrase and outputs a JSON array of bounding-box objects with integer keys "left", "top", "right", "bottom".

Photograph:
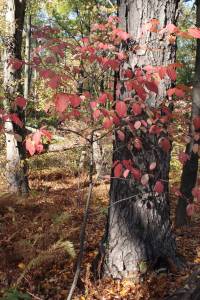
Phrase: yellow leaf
[{"left": 18, "top": 263, "right": 26, "bottom": 270}]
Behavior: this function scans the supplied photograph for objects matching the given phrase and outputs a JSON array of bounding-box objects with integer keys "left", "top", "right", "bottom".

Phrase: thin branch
[{"left": 66, "top": 135, "right": 94, "bottom": 300}]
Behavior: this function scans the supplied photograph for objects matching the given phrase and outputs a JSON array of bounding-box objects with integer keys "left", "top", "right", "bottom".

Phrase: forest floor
[{"left": 0, "top": 152, "right": 200, "bottom": 300}]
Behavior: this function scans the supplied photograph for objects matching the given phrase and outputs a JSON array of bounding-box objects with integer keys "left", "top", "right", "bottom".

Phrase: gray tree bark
[
  {"left": 24, "top": 14, "right": 31, "bottom": 100},
  {"left": 3, "top": 0, "right": 29, "bottom": 195},
  {"left": 175, "top": 0, "right": 200, "bottom": 227},
  {"left": 102, "top": 0, "right": 182, "bottom": 279}
]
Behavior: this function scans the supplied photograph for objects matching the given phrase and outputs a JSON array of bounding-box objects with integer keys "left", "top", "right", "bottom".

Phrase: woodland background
[{"left": 0, "top": 0, "right": 200, "bottom": 299}]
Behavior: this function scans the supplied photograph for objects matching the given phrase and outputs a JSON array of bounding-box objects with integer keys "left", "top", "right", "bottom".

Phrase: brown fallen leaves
[{"left": 0, "top": 168, "right": 200, "bottom": 299}]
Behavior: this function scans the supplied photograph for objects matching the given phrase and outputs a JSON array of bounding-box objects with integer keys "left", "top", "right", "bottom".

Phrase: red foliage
[{"left": 154, "top": 181, "right": 164, "bottom": 193}]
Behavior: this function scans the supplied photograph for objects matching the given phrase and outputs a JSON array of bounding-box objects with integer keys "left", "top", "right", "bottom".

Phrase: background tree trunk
[
  {"left": 3, "top": 0, "right": 29, "bottom": 195},
  {"left": 24, "top": 14, "right": 31, "bottom": 100},
  {"left": 103, "top": 0, "right": 181, "bottom": 279},
  {"left": 175, "top": 0, "right": 200, "bottom": 227}
]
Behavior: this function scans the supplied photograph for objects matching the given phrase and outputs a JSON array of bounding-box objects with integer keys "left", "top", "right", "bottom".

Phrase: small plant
[{"left": 2, "top": 289, "right": 31, "bottom": 300}]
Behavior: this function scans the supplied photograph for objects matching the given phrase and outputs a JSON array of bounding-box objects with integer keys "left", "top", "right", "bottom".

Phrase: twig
[{"left": 27, "top": 291, "right": 43, "bottom": 300}]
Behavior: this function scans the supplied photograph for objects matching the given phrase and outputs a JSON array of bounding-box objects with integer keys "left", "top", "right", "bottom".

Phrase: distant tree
[
  {"left": 176, "top": 1, "right": 196, "bottom": 85},
  {"left": 3, "top": 0, "right": 29, "bottom": 194},
  {"left": 176, "top": 0, "right": 200, "bottom": 227}
]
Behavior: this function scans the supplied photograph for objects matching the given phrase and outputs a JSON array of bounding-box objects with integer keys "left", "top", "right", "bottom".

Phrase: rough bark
[
  {"left": 3, "top": 0, "right": 29, "bottom": 195},
  {"left": 175, "top": 0, "right": 200, "bottom": 227},
  {"left": 102, "top": 0, "right": 181, "bottom": 279}
]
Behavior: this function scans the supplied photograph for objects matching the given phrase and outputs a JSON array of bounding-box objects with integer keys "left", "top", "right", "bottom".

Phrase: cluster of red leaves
[
  {"left": 2, "top": 17, "right": 200, "bottom": 195},
  {"left": 25, "top": 128, "right": 52, "bottom": 156}
]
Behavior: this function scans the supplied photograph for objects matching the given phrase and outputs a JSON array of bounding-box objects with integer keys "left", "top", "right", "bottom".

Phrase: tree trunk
[
  {"left": 24, "top": 14, "right": 31, "bottom": 100},
  {"left": 3, "top": 0, "right": 29, "bottom": 195},
  {"left": 175, "top": 0, "right": 200, "bottom": 227},
  {"left": 102, "top": 0, "right": 181, "bottom": 279}
]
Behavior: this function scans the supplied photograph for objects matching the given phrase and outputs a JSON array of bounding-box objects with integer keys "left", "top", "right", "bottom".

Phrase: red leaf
[
  {"left": 113, "top": 28, "right": 130, "bottom": 40},
  {"left": 32, "top": 56, "right": 41, "bottom": 65},
  {"left": 55, "top": 93, "right": 69, "bottom": 113},
  {"left": 122, "top": 159, "right": 133, "bottom": 170},
  {"left": 116, "top": 101, "right": 127, "bottom": 118},
  {"left": 118, "top": 31, "right": 129, "bottom": 41},
  {"left": 134, "top": 137, "right": 142, "bottom": 150},
  {"left": 193, "top": 116, "right": 200, "bottom": 130},
  {"left": 141, "top": 120, "right": 147, "bottom": 127},
  {"left": 103, "top": 118, "right": 113, "bottom": 129},
  {"left": 186, "top": 203, "right": 195, "bottom": 217},
  {"left": 25, "top": 139, "right": 35, "bottom": 156},
  {"left": 48, "top": 76, "right": 60, "bottom": 89},
  {"left": 72, "top": 109, "right": 80, "bottom": 118},
  {"left": 166, "top": 23, "right": 178, "bottom": 34},
  {"left": 11, "top": 113, "right": 23, "bottom": 128},
  {"left": 15, "top": 97, "right": 27, "bottom": 108},
  {"left": 154, "top": 181, "right": 164, "bottom": 193},
  {"left": 175, "top": 88, "right": 185, "bottom": 97},
  {"left": 159, "top": 137, "right": 171, "bottom": 152},
  {"left": 98, "top": 93, "right": 107, "bottom": 104},
  {"left": 39, "top": 69, "right": 55, "bottom": 79},
  {"left": 131, "top": 168, "right": 141, "bottom": 180},
  {"left": 192, "top": 187, "right": 200, "bottom": 199},
  {"left": 145, "top": 81, "right": 158, "bottom": 94},
  {"left": 114, "top": 163, "right": 123, "bottom": 177},
  {"left": 117, "top": 51, "right": 126, "bottom": 60},
  {"left": 132, "top": 103, "right": 142, "bottom": 116},
  {"left": 117, "top": 130, "right": 125, "bottom": 141},
  {"left": 178, "top": 152, "right": 190, "bottom": 165},
  {"left": 32, "top": 131, "right": 41, "bottom": 145},
  {"left": 135, "top": 86, "right": 147, "bottom": 101},
  {"left": 40, "top": 129, "right": 52, "bottom": 141},
  {"left": 9, "top": 58, "right": 24, "bottom": 70},
  {"left": 158, "top": 67, "right": 167, "bottom": 79},
  {"left": 134, "top": 121, "right": 142, "bottom": 130},
  {"left": 113, "top": 114, "right": 120, "bottom": 125},
  {"left": 90, "top": 101, "right": 97, "bottom": 109},
  {"left": 166, "top": 67, "right": 176, "bottom": 81},
  {"left": 149, "top": 125, "right": 162, "bottom": 135},
  {"left": 93, "top": 109, "right": 101, "bottom": 120},
  {"left": 167, "top": 88, "right": 175, "bottom": 97},
  {"left": 188, "top": 27, "right": 200, "bottom": 39},
  {"left": 35, "top": 143, "right": 44, "bottom": 153},
  {"left": 124, "top": 69, "right": 133, "bottom": 78},
  {"left": 70, "top": 95, "right": 81, "bottom": 108},
  {"left": 101, "top": 108, "right": 110, "bottom": 117}
]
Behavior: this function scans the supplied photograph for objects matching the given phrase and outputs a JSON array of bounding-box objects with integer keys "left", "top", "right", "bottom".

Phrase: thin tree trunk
[
  {"left": 3, "top": 0, "right": 29, "bottom": 195},
  {"left": 100, "top": 0, "right": 182, "bottom": 279},
  {"left": 175, "top": 0, "right": 200, "bottom": 227},
  {"left": 24, "top": 14, "right": 31, "bottom": 100}
]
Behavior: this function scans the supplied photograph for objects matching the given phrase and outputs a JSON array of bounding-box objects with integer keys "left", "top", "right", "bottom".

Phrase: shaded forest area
[{"left": 0, "top": 0, "right": 200, "bottom": 299}]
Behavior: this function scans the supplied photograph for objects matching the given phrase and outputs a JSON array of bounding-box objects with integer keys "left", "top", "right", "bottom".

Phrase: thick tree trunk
[
  {"left": 175, "top": 0, "right": 200, "bottom": 227},
  {"left": 3, "top": 0, "right": 29, "bottom": 195},
  {"left": 102, "top": 0, "right": 181, "bottom": 279}
]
